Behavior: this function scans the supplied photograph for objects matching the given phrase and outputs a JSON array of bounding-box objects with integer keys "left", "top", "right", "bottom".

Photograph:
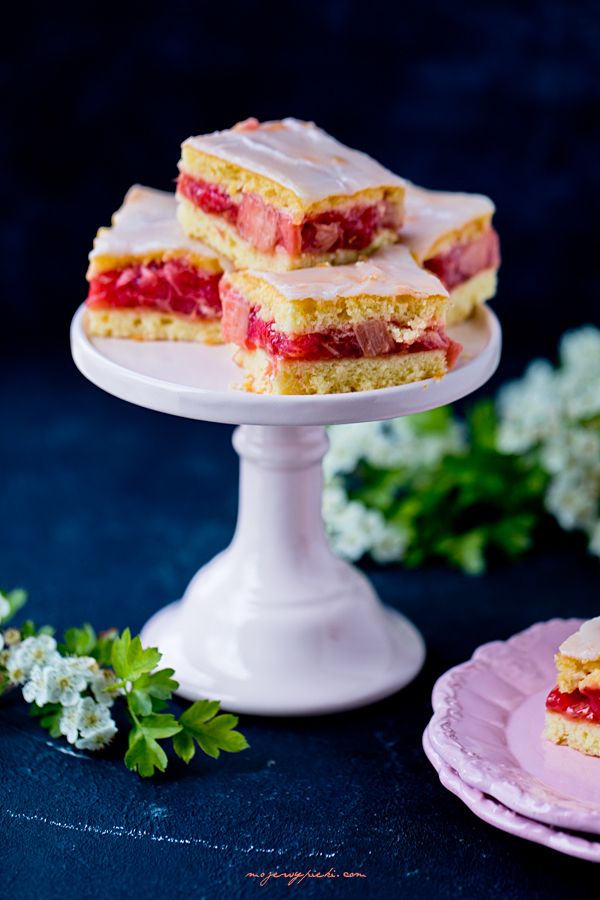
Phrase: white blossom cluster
[
  {"left": 498, "top": 326, "right": 600, "bottom": 557},
  {"left": 322, "top": 415, "right": 465, "bottom": 562},
  {"left": 1, "top": 634, "right": 118, "bottom": 750}
]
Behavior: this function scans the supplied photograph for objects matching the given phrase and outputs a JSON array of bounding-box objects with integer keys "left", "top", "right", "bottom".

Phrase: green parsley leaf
[
  {"left": 124, "top": 729, "right": 169, "bottom": 778},
  {"left": 175, "top": 700, "right": 249, "bottom": 761},
  {"left": 111, "top": 628, "right": 162, "bottom": 681},
  {"left": 123, "top": 714, "right": 182, "bottom": 777}
]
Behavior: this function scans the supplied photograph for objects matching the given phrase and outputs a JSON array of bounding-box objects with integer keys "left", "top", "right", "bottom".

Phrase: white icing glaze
[
  {"left": 182, "top": 119, "right": 405, "bottom": 205},
  {"left": 90, "top": 185, "right": 225, "bottom": 264},
  {"left": 560, "top": 617, "right": 600, "bottom": 661},
  {"left": 401, "top": 182, "right": 495, "bottom": 263},
  {"left": 243, "top": 245, "right": 448, "bottom": 303}
]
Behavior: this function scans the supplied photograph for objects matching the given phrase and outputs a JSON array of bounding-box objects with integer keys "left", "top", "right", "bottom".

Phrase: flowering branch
[
  {"left": 323, "top": 326, "right": 600, "bottom": 574},
  {"left": 0, "top": 589, "right": 248, "bottom": 776}
]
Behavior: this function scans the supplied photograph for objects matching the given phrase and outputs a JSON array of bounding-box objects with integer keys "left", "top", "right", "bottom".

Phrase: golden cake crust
[
  {"left": 84, "top": 308, "right": 223, "bottom": 344},
  {"left": 446, "top": 270, "right": 497, "bottom": 326},
  {"left": 233, "top": 347, "right": 448, "bottom": 395},
  {"left": 555, "top": 652, "right": 600, "bottom": 694},
  {"left": 545, "top": 710, "right": 600, "bottom": 757}
]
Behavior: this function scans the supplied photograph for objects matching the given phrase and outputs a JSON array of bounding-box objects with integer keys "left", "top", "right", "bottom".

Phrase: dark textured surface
[
  {"left": 1, "top": 352, "right": 598, "bottom": 899},
  {"left": 2, "top": 2, "right": 599, "bottom": 895}
]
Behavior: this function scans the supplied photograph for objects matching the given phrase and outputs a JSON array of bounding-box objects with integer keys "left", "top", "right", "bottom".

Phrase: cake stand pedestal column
[{"left": 141, "top": 423, "right": 425, "bottom": 715}]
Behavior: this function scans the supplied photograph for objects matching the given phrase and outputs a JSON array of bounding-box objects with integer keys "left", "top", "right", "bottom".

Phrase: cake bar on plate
[
  {"left": 220, "top": 244, "right": 462, "bottom": 395},
  {"left": 85, "top": 186, "right": 227, "bottom": 344},
  {"left": 401, "top": 182, "right": 500, "bottom": 325},
  {"left": 176, "top": 118, "right": 405, "bottom": 272},
  {"left": 546, "top": 617, "right": 600, "bottom": 757}
]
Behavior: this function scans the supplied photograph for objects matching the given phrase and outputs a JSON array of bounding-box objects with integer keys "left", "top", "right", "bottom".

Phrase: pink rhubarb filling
[
  {"left": 424, "top": 227, "right": 501, "bottom": 291},
  {"left": 546, "top": 686, "right": 600, "bottom": 723},
  {"left": 177, "top": 173, "right": 402, "bottom": 257},
  {"left": 221, "top": 288, "right": 462, "bottom": 366},
  {"left": 86, "top": 258, "right": 223, "bottom": 319}
]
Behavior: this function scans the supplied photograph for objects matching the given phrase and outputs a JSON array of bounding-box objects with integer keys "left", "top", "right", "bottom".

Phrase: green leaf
[
  {"left": 179, "top": 699, "right": 222, "bottom": 727},
  {"left": 172, "top": 730, "right": 196, "bottom": 764},
  {"left": 95, "top": 628, "right": 118, "bottom": 666},
  {"left": 410, "top": 405, "right": 454, "bottom": 435},
  {"left": 137, "top": 713, "right": 181, "bottom": 741},
  {"left": 127, "top": 668, "right": 179, "bottom": 717},
  {"left": 129, "top": 689, "right": 153, "bottom": 717},
  {"left": 61, "top": 623, "right": 97, "bottom": 657},
  {"left": 178, "top": 701, "right": 249, "bottom": 760},
  {"left": 124, "top": 729, "right": 168, "bottom": 778},
  {"left": 134, "top": 668, "right": 179, "bottom": 700},
  {"left": 466, "top": 399, "right": 498, "bottom": 451},
  {"left": 111, "top": 629, "right": 162, "bottom": 681},
  {"left": 0, "top": 588, "right": 28, "bottom": 625}
]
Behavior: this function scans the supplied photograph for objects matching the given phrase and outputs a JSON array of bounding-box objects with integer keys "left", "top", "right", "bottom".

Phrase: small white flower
[
  {"left": 0, "top": 595, "right": 10, "bottom": 622},
  {"left": 59, "top": 700, "right": 83, "bottom": 744},
  {"left": 22, "top": 664, "right": 52, "bottom": 706},
  {"left": 63, "top": 655, "right": 98, "bottom": 682},
  {"left": 545, "top": 469, "right": 597, "bottom": 532},
  {"left": 75, "top": 721, "right": 117, "bottom": 751},
  {"left": 77, "top": 696, "right": 114, "bottom": 737},
  {"left": 19, "top": 635, "right": 59, "bottom": 669},
  {"left": 7, "top": 645, "right": 33, "bottom": 684},
  {"left": 371, "top": 523, "right": 409, "bottom": 564},
  {"left": 0, "top": 633, "right": 4, "bottom": 652},
  {"left": 90, "top": 668, "right": 119, "bottom": 706},
  {"left": 45, "top": 660, "right": 89, "bottom": 706}
]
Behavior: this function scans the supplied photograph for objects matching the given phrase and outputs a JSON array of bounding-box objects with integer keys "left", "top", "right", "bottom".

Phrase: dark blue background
[{"left": 1, "top": 2, "right": 599, "bottom": 897}]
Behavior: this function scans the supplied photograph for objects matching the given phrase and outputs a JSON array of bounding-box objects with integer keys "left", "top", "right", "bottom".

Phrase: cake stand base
[{"left": 141, "top": 600, "right": 424, "bottom": 716}]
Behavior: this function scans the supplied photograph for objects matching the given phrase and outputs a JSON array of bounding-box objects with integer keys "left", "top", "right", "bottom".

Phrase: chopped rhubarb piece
[
  {"left": 86, "top": 259, "right": 222, "bottom": 319},
  {"left": 546, "top": 686, "right": 600, "bottom": 723},
  {"left": 300, "top": 205, "right": 388, "bottom": 253},
  {"left": 177, "top": 173, "right": 238, "bottom": 224},
  {"left": 221, "top": 288, "right": 251, "bottom": 345},
  {"left": 354, "top": 320, "right": 396, "bottom": 357},
  {"left": 425, "top": 227, "right": 500, "bottom": 290},
  {"left": 237, "top": 193, "right": 280, "bottom": 253}
]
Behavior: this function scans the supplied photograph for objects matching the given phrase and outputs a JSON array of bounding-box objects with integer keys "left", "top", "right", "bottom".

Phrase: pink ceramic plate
[
  {"left": 428, "top": 619, "right": 600, "bottom": 835},
  {"left": 423, "top": 726, "right": 600, "bottom": 863}
]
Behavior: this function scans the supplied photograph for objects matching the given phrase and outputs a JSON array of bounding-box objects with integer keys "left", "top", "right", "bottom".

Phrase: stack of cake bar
[{"left": 85, "top": 118, "right": 500, "bottom": 395}]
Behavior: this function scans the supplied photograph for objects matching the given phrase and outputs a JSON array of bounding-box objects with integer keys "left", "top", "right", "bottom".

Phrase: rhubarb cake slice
[
  {"left": 85, "top": 186, "right": 227, "bottom": 343},
  {"left": 545, "top": 617, "right": 600, "bottom": 757},
  {"left": 176, "top": 118, "right": 405, "bottom": 272},
  {"left": 220, "top": 244, "right": 461, "bottom": 395},
  {"left": 401, "top": 183, "right": 500, "bottom": 325}
]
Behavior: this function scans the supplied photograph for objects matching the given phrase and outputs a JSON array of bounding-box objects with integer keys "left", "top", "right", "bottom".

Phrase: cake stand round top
[{"left": 70, "top": 304, "right": 501, "bottom": 426}]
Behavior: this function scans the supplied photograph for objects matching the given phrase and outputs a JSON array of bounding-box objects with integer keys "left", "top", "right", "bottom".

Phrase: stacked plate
[{"left": 425, "top": 618, "right": 600, "bottom": 862}]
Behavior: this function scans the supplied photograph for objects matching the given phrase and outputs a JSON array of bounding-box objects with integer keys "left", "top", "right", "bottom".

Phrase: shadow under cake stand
[{"left": 70, "top": 305, "right": 501, "bottom": 716}]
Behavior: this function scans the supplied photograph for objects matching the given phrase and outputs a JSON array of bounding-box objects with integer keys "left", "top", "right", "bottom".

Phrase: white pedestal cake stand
[{"left": 70, "top": 305, "right": 501, "bottom": 716}]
